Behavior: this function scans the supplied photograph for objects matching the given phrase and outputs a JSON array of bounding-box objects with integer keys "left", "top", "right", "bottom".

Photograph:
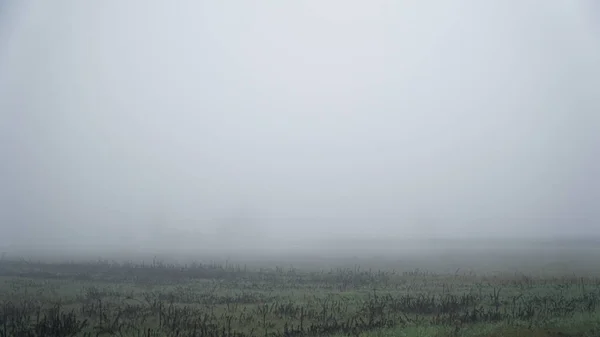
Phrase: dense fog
[{"left": 1, "top": 1, "right": 599, "bottom": 257}]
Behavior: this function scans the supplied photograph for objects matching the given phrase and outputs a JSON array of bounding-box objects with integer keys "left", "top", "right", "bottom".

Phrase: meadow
[{"left": 1, "top": 245, "right": 600, "bottom": 337}]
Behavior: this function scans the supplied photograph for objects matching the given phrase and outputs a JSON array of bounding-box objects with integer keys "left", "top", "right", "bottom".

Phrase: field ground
[{"left": 1, "top": 247, "right": 600, "bottom": 337}]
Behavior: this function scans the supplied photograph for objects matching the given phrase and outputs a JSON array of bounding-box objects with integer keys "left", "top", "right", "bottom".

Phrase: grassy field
[{"left": 1, "top": 249, "right": 600, "bottom": 337}]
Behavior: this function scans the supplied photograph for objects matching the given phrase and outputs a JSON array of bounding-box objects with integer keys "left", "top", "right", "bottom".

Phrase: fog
[{"left": 1, "top": 1, "right": 599, "bottom": 257}]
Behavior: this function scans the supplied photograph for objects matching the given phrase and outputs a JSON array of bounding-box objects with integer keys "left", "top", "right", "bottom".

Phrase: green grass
[{"left": 1, "top": 254, "right": 600, "bottom": 336}]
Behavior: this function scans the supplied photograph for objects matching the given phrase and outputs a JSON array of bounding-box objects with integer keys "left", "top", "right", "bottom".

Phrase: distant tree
[{"left": 214, "top": 207, "right": 265, "bottom": 249}]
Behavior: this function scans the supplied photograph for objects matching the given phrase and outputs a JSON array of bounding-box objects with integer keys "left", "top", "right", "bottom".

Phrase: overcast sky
[{"left": 1, "top": 1, "right": 599, "bottom": 252}]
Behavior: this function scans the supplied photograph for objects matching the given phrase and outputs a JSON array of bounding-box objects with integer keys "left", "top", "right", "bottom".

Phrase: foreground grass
[
  {"left": 1, "top": 255, "right": 600, "bottom": 336},
  {"left": 341, "top": 312, "right": 600, "bottom": 336}
]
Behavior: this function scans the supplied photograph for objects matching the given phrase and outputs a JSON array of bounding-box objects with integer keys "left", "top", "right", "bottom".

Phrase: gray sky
[{"left": 1, "top": 1, "right": 599, "bottom": 253}]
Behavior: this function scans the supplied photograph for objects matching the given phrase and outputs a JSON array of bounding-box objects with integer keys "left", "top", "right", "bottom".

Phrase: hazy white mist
[{"left": 1, "top": 1, "right": 599, "bottom": 255}]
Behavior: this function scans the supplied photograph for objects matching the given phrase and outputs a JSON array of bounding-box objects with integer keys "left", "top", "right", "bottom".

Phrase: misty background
[{"left": 1, "top": 1, "right": 599, "bottom": 257}]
